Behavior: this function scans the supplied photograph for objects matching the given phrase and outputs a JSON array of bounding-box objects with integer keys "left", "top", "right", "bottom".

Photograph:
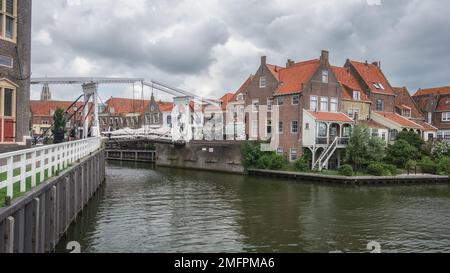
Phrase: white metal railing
[
  {"left": 0, "top": 137, "right": 102, "bottom": 200},
  {"left": 312, "top": 137, "right": 339, "bottom": 171}
]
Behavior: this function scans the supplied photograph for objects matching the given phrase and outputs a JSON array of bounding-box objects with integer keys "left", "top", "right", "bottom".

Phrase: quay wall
[
  {"left": 156, "top": 141, "right": 245, "bottom": 174},
  {"left": 248, "top": 169, "right": 450, "bottom": 186},
  {"left": 0, "top": 149, "right": 106, "bottom": 253}
]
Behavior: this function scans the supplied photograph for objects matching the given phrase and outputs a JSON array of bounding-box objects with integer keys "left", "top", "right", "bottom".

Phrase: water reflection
[{"left": 57, "top": 161, "right": 450, "bottom": 253}]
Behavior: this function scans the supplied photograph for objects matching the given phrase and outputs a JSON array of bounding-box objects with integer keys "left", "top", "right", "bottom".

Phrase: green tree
[
  {"left": 240, "top": 141, "right": 264, "bottom": 169},
  {"left": 437, "top": 156, "right": 450, "bottom": 175},
  {"left": 367, "top": 136, "right": 387, "bottom": 163},
  {"left": 396, "top": 131, "right": 424, "bottom": 151},
  {"left": 386, "top": 139, "right": 419, "bottom": 168},
  {"left": 52, "top": 108, "right": 67, "bottom": 144},
  {"left": 295, "top": 156, "right": 310, "bottom": 172},
  {"left": 345, "top": 126, "right": 386, "bottom": 170}
]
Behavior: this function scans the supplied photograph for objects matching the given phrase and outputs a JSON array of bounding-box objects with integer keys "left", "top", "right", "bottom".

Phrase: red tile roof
[
  {"left": 307, "top": 111, "right": 354, "bottom": 123},
  {"left": 413, "top": 86, "right": 450, "bottom": 97},
  {"left": 376, "top": 112, "right": 423, "bottom": 129},
  {"left": 331, "top": 66, "right": 368, "bottom": 101},
  {"left": 414, "top": 120, "right": 438, "bottom": 131},
  {"left": 30, "top": 100, "right": 91, "bottom": 116},
  {"left": 436, "top": 97, "right": 450, "bottom": 112},
  {"left": 274, "top": 59, "right": 320, "bottom": 95},
  {"left": 103, "top": 98, "right": 173, "bottom": 115},
  {"left": 158, "top": 101, "right": 174, "bottom": 112},
  {"left": 219, "top": 93, "right": 235, "bottom": 110},
  {"left": 348, "top": 60, "right": 394, "bottom": 95},
  {"left": 266, "top": 64, "right": 281, "bottom": 81},
  {"left": 358, "top": 120, "right": 389, "bottom": 129},
  {"left": 393, "top": 87, "right": 423, "bottom": 118}
]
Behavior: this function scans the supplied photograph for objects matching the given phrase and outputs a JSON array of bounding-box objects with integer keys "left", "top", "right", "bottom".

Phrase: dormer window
[
  {"left": 373, "top": 83, "right": 385, "bottom": 90},
  {"left": 353, "top": 91, "right": 361, "bottom": 101},
  {"left": 402, "top": 109, "right": 411, "bottom": 118},
  {"left": 237, "top": 94, "right": 244, "bottom": 101},
  {"left": 259, "top": 76, "right": 267, "bottom": 88}
]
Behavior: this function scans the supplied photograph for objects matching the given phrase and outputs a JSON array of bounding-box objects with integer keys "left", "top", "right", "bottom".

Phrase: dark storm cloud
[{"left": 31, "top": 0, "right": 450, "bottom": 100}]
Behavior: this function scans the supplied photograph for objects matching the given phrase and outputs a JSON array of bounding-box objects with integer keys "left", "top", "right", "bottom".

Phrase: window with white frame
[
  {"left": 277, "top": 97, "right": 284, "bottom": 106},
  {"left": 322, "top": 70, "right": 329, "bottom": 83},
  {"left": 442, "top": 112, "right": 450, "bottom": 122},
  {"left": 267, "top": 98, "right": 273, "bottom": 111},
  {"left": 291, "top": 121, "right": 298, "bottom": 134},
  {"left": 0, "top": 0, "right": 17, "bottom": 41},
  {"left": 278, "top": 121, "right": 283, "bottom": 134},
  {"left": 237, "top": 94, "right": 244, "bottom": 101},
  {"left": 318, "top": 122, "right": 327, "bottom": 137},
  {"left": 348, "top": 108, "right": 359, "bottom": 120},
  {"left": 259, "top": 76, "right": 267, "bottom": 88},
  {"left": 252, "top": 99, "right": 259, "bottom": 112},
  {"left": 372, "top": 129, "right": 379, "bottom": 138},
  {"left": 353, "top": 91, "right": 361, "bottom": 101},
  {"left": 310, "top": 96, "right": 318, "bottom": 111},
  {"left": 402, "top": 108, "right": 411, "bottom": 118},
  {"left": 376, "top": 99, "right": 384, "bottom": 111},
  {"left": 277, "top": 148, "right": 284, "bottom": 154},
  {"left": 330, "top": 98, "right": 338, "bottom": 112},
  {"left": 292, "top": 95, "right": 300, "bottom": 105},
  {"left": 320, "top": 97, "right": 329, "bottom": 112},
  {"left": 290, "top": 148, "right": 298, "bottom": 161}
]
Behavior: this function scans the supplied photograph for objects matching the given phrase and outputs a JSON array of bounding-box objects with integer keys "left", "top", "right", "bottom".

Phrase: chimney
[
  {"left": 365, "top": 60, "right": 368, "bottom": 66},
  {"left": 320, "top": 50, "right": 329, "bottom": 65},
  {"left": 261, "top": 56, "right": 267, "bottom": 66},
  {"left": 286, "top": 59, "right": 294, "bottom": 68}
]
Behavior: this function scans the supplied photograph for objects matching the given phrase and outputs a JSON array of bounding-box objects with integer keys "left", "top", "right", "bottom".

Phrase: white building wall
[{"left": 302, "top": 110, "right": 317, "bottom": 146}]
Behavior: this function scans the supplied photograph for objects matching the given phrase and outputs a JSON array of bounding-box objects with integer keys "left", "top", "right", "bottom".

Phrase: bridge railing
[{"left": 0, "top": 137, "right": 102, "bottom": 201}]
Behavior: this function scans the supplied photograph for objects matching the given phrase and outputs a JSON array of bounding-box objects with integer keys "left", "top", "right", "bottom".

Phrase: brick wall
[{"left": 0, "top": 0, "right": 32, "bottom": 146}]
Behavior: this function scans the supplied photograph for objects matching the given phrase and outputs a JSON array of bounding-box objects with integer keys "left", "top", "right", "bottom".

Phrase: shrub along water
[
  {"left": 240, "top": 141, "right": 286, "bottom": 170},
  {"left": 338, "top": 165, "right": 354, "bottom": 176}
]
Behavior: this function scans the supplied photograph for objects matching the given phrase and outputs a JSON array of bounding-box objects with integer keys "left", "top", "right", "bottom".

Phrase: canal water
[{"left": 56, "top": 161, "right": 450, "bottom": 253}]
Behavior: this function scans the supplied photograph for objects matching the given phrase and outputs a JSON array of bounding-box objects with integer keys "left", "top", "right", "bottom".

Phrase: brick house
[
  {"left": 142, "top": 93, "right": 174, "bottom": 128},
  {"left": 393, "top": 87, "right": 437, "bottom": 141},
  {"left": 241, "top": 51, "right": 355, "bottom": 165},
  {"left": 225, "top": 75, "right": 253, "bottom": 140},
  {"left": 0, "top": 0, "right": 32, "bottom": 152},
  {"left": 100, "top": 97, "right": 150, "bottom": 132},
  {"left": 413, "top": 86, "right": 450, "bottom": 141},
  {"left": 343, "top": 60, "right": 434, "bottom": 143},
  {"left": 30, "top": 100, "right": 93, "bottom": 139},
  {"left": 231, "top": 50, "right": 439, "bottom": 169},
  {"left": 100, "top": 97, "right": 173, "bottom": 132}
]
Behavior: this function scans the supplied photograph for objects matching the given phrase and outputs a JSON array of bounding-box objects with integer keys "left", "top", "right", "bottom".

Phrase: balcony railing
[
  {"left": 315, "top": 137, "right": 349, "bottom": 146},
  {"left": 0, "top": 137, "right": 102, "bottom": 201}
]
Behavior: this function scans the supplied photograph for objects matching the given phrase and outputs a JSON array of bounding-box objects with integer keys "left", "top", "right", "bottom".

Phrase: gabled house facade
[
  {"left": 242, "top": 51, "right": 356, "bottom": 167},
  {"left": 413, "top": 86, "right": 450, "bottom": 141},
  {"left": 230, "top": 49, "right": 439, "bottom": 169},
  {"left": 225, "top": 75, "right": 253, "bottom": 140}
]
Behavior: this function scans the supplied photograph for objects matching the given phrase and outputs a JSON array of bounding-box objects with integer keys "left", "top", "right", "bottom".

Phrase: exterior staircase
[{"left": 312, "top": 137, "right": 339, "bottom": 171}]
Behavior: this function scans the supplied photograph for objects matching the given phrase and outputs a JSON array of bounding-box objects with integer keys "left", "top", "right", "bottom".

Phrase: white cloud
[{"left": 30, "top": 0, "right": 450, "bottom": 101}]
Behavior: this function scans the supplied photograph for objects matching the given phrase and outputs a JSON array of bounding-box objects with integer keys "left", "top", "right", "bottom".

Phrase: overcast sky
[{"left": 30, "top": 0, "right": 450, "bottom": 102}]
